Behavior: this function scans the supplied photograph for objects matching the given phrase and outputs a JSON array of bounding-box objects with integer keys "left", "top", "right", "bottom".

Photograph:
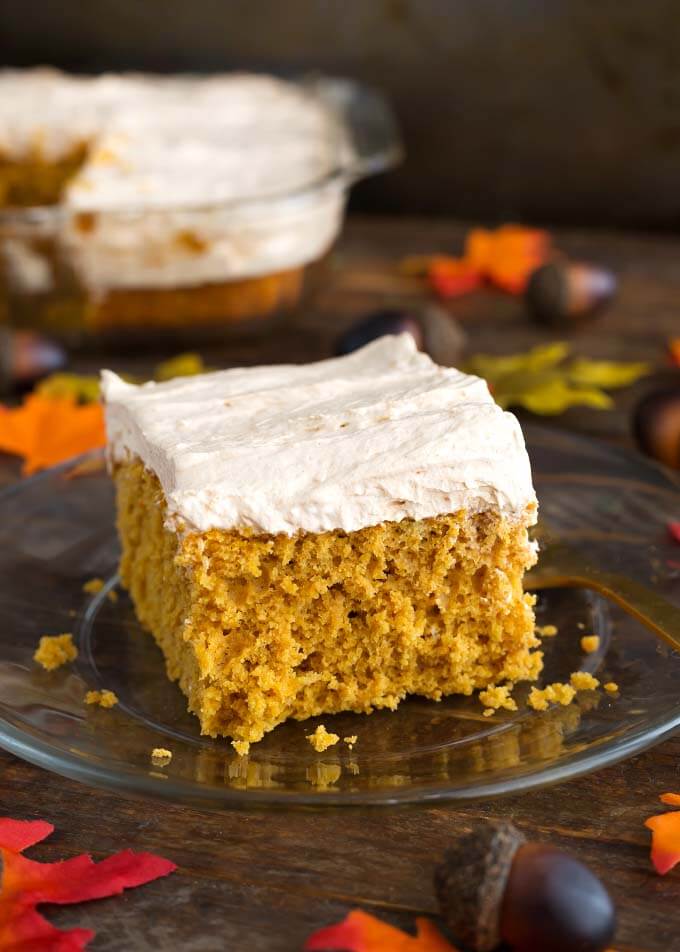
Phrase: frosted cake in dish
[
  {"left": 102, "top": 335, "right": 540, "bottom": 751},
  {"left": 0, "top": 69, "right": 353, "bottom": 330}
]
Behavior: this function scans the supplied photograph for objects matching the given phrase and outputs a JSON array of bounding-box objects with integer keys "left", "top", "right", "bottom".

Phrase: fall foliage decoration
[
  {"left": 0, "top": 816, "right": 176, "bottom": 950},
  {"left": 0, "top": 395, "right": 105, "bottom": 475},
  {"left": 304, "top": 909, "right": 457, "bottom": 952},
  {"left": 0, "top": 353, "right": 207, "bottom": 475},
  {"left": 464, "top": 342, "right": 650, "bottom": 415},
  {"left": 402, "top": 224, "right": 552, "bottom": 299},
  {"left": 668, "top": 338, "right": 680, "bottom": 367},
  {"left": 645, "top": 793, "right": 680, "bottom": 875}
]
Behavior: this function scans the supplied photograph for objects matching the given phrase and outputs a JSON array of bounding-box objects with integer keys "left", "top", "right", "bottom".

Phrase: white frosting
[
  {"left": 0, "top": 69, "right": 352, "bottom": 289},
  {"left": 102, "top": 335, "right": 537, "bottom": 536}
]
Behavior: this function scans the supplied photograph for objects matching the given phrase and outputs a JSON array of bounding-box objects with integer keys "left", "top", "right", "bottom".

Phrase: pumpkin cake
[
  {"left": 0, "top": 69, "right": 350, "bottom": 331},
  {"left": 102, "top": 335, "right": 540, "bottom": 750}
]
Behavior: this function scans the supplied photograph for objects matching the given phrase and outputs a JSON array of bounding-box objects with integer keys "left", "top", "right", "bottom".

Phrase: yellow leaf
[
  {"left": 464, "top": 343, "right": 641, "bottom": 415},
  {"left": 567, "top": 358, "right": 651, "bottom": 389},
  {"left": 36, "top": 373, "right": 101, "bottom": 404},
  {"left": 514, "top": 379, "right": 613, "bottom": 415},
  {"left": 154, "top": 352, "right": 205, "bottom": 382},
  {"left": 465, "top": 342, "right": 570, "bottom": 384}
]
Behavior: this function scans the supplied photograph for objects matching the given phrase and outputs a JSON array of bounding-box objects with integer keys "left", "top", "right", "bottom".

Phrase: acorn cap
[{"left": 435, "top": 820, "right": 526, "bottom": 952}]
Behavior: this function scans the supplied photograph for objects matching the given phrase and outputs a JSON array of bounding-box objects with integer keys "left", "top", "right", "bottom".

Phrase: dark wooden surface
[{"left": 2, "top": 216, "right": 680, "bottom": 951}]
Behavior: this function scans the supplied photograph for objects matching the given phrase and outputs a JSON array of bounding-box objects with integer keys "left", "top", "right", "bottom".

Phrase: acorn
[
  {"left": 334, "top": 305, "right": 466, "bottom": 366},
  {"left": 435, "top": 821, "right": 616, "bottom": 952},
  {"left": 633, "top": 386, "right": 680, "bottom": 469},
  {"left": 526, "top": 261, "right": 617, "bottom": 327}
]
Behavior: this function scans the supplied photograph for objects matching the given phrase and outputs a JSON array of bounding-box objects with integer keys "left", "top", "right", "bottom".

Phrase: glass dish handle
[
  {"left": 299, "top": 75, "right": 404, "bottom": 182},
  {"left": 527, "top": 542, "right": 680, "bottom": 653}
]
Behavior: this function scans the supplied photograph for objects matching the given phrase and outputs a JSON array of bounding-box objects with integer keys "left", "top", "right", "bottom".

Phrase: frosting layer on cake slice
[{"left": 102, "top": 334, "right": 536, "bottom": 536}]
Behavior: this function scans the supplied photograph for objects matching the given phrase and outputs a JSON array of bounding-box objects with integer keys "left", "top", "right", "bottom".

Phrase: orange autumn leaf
[
  {"left": 0, "top": 394, "right": 105, "bottom": 475},
  {"left": 428, "top": 258, "right": 482, "bottom": 298},
  {"left": 668, "top": 338, "right": 680, "bottom": 367},
  {"left": 0, "top": 816, "right": 176, "bottom": 950},
  {"left": 304, "top": 909, "right": 458, "bottom": 952},
  {"left": 407, "top": 224, "right": 552, "bottom": 300},
  {"left": 465, "top": 225, "right": 551, "bottom": 294},
  {"left": 645, "top": 794, "right": 680, "bottom": 874}
]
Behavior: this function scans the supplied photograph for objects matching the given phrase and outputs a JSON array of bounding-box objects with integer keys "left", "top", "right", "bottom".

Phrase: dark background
[{"left": 3, "top": 0, "right": 680, "bottom": 229}]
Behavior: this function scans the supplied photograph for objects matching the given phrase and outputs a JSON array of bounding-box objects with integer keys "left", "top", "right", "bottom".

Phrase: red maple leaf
[{"left": 0, "top": 817, "right": 176, "bottom": 950}]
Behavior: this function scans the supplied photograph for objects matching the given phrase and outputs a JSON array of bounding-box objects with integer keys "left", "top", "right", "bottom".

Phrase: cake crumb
[
  {"left": 528, "top": 682, "right": 576, "bottom": 712},
  {"left": 482, "top": 708, "right": 495, "bottom": 717},
  {"left": 570, "top": 671, "right": 600, "bottom": 691},
  {"left": 34, "top": 633, "right": 77, "bottom": 671},
  {"left": 479, "top": 684, "right": 517, "bottom": 712},
  {"left": 83, "top": 577, "right": 105, "bottom": 595},
  {"left": 580, "top": 635, "right": 600, "bottom": 654},
  {"left": 306, "top": 724, "right": 340, "bottom": 752},
  {"left": 83, "top": 577, "right": 118, "bottom": 603},
  {"left": 151, "top": 747, "right": 173, "bottom": 765},
  {"left": 232, "top": 739, "right": 250, "bottom": 757},
  {"left": 604, "top": 682, "right": 619, "bottom": 694},
  {"left": 85, "top": 689, "right": 118, "bottom": 708},
  {"left": 343, "top": 735, "right": 358, "bottom": 749},
  {"left": 536, "top": 624, "right": 558, "bottom": 637}
]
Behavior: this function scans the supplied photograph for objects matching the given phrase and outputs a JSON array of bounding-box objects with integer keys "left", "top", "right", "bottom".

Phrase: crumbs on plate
[
  {"left": 580, "top": 635, "right": 600, "bottom": 654},
  {"left": 34, "top": 633, "right": 77, "bottom": 671},
  {"left": 231, "top": 739, "right": 250, "bottom": 757},
  {"left": 83, "top": 577, "right": 119, "bottom": 603},
  {"left": 306, "top": 724, "right": 340, "bottom": 752},
  {"left": 151, "top": 747, "right": 173, "bottom": 766},
  {"left": 85, "top": 689, "right": 118, "bottom": 708}
]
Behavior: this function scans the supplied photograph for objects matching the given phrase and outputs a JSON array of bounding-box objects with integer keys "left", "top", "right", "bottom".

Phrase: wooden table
[{"left": 2, "top": 217, "right": 680, "bottom": 951}]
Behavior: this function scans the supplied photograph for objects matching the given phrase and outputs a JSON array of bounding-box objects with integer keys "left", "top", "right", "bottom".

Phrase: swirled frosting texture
[{"left": 102, "top": 335, "right": 536, "bottom": 535}]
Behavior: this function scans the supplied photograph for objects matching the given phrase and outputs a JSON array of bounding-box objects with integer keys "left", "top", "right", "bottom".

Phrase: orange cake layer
[{"left": 113, "top": 458, "right": 540, "bottom": 746}]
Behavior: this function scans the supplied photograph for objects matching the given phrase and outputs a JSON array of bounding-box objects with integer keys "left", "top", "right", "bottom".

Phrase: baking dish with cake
[{"left": 0, "top": 69, "right": 401, "bottom": 343}]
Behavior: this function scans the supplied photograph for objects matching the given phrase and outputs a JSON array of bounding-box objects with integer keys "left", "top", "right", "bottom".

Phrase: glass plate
[{"left": 1, "top": 424, "right": 680, "bottom": 809}]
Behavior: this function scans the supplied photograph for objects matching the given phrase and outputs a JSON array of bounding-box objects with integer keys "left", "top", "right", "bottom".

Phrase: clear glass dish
[
  {"left": 0, "top": 424, "right": 679, "bottom": 809},
  {"left": 0, "top": 76, "right": 402, "bottom": 345}
]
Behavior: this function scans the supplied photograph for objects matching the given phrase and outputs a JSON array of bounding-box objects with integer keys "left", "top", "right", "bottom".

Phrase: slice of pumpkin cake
[{"left": 102, "top": 334, "right": 540, "bottom": 749}]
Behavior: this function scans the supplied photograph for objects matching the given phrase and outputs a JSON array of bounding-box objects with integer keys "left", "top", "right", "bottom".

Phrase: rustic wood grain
[{"left": 1, "top": 216, "right": 680, "bottom": 951}]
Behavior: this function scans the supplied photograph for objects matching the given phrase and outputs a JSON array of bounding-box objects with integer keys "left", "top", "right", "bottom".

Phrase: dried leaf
[
  {"left": 645, "top": 809, "right": 680, "bottom": 875},
  {"left": 305, "top": 910, "right": 458, "bottom": 952},
  {"left": 465, "top": 343, "right": 570, "bottom": 383},
  {"left": 154, "top": 352, "right": 206, "bottom": 382},
  {"left": 0, "top": 816, "right": 176, "bottom": 950},
  {"left": 36, "top": 373, "right": 101, "bottom": 404},
  {"left": 0, "top": 395, "right": 106, "bottom": 475},
  {"left": 566, "top": 358, "right": 650, "bottom": 389},
  {"left": 402, "top": 224, "right": 552, "bottom": 300},
  {"left": 668, "top": 338, "right": 680, "bottom": 367},
  {"left": 465, "top": 344, "right": 646, "bottom": 415},
  {"left": 465, "top": 225, "right": 551, "bottom": 294},
  {"left": 428, "top": 259, "right": 483, "bottom": 299}
]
